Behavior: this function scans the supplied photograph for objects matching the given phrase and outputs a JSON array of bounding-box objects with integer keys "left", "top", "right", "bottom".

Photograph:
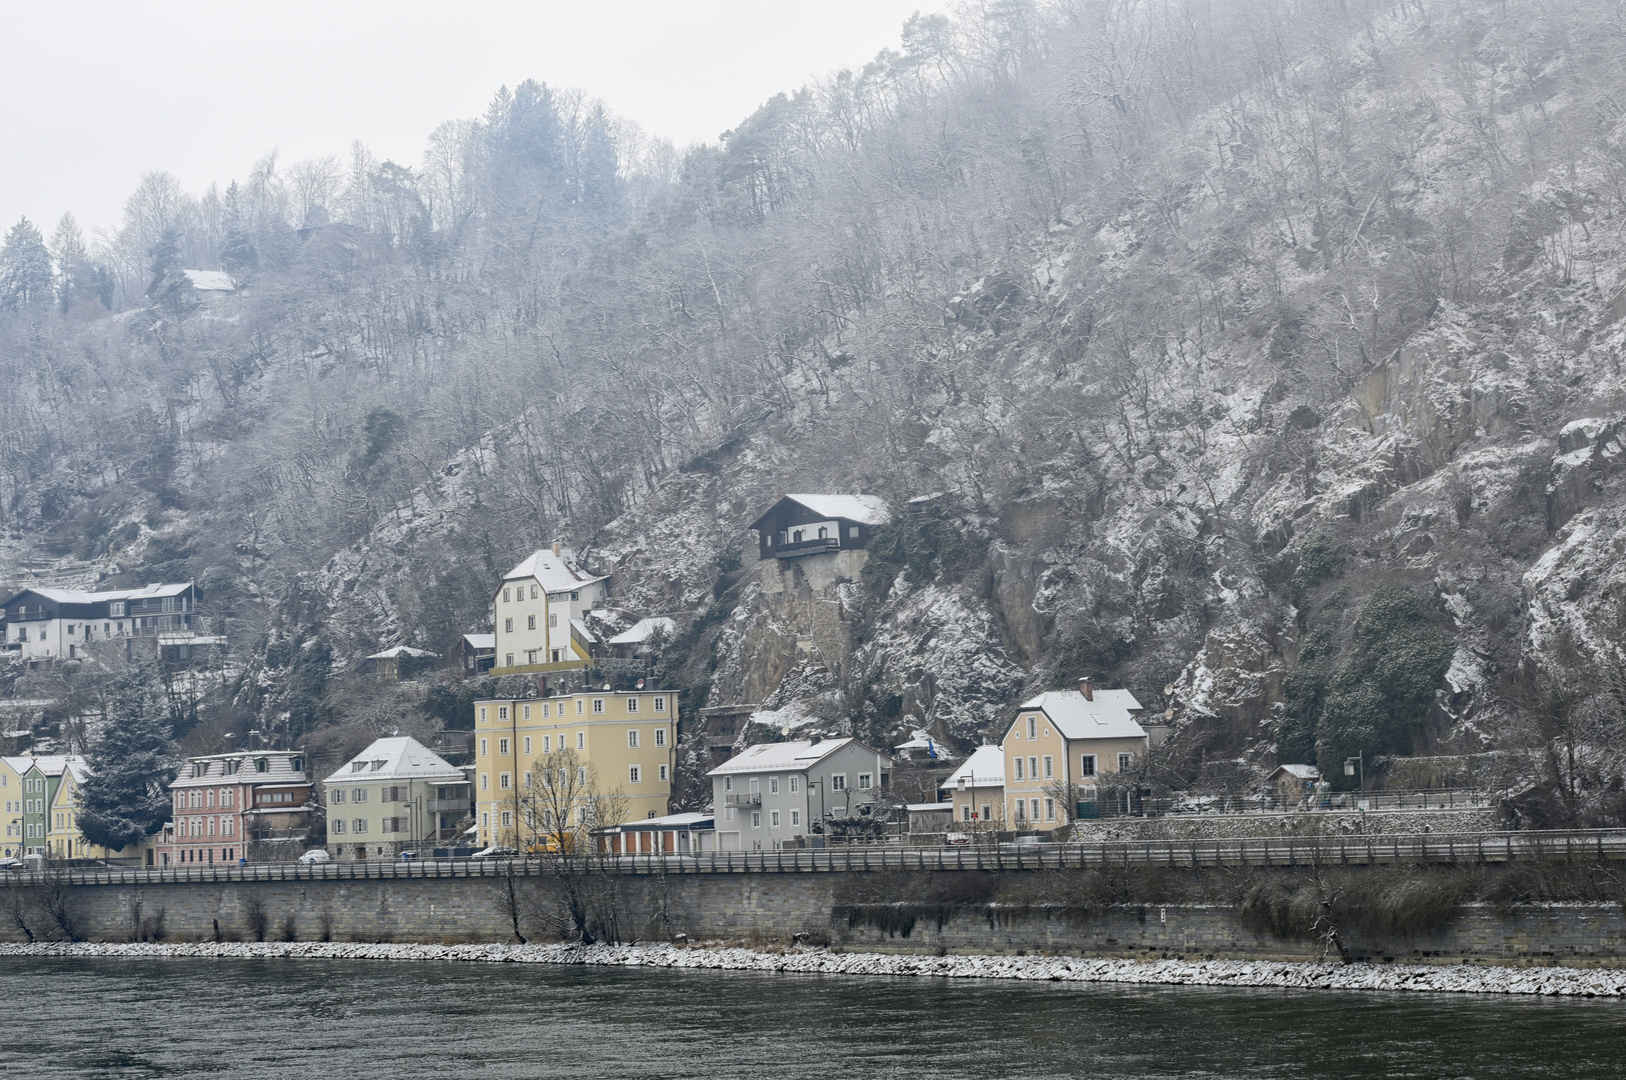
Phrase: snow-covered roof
[
  {"left": 706, "top": 737, "right": 870, "bottom": 777},
  {"left": 905, "top": 802, "right": 955, "bottom": 813},
  {"left": 608, "top": 617, "right": 676, "bottom": 646},
  {"left": 1, "top": 756, "right": 34, "bottom": 776},
  {"left": 462, "top": 633, "right": 495, "bottom": 649},
  {"left": 365, "top": 645, "right": 438, "bottom": 661},
  {"left": 502, "top": 548, "right": 607, "bottom": 593},
  {"left": 945, "top": 745, "right": 1006, "bottom": 788},
  {"left": 9, "top": 581, "right": 192, "bottom": 605},
  {"left": 172, "top": 751, "right": 309, "bottom": 790},
  {"left": 1017, "top": 688, "right": 1146, "bottom": 741},
  {"left": 322, "top": 736, "right": 464, "bottom": 785},
  {"left": 774, "top": 494, "right": 891, "bottom": 526},
  {"left": 21, "top": 755, "right": 77, "bottom": 778},
  {"left": 1271, "top": 764, "right": 1322, "bottom": 781},
  {"left": 182, "top": 269, "right": 236, "bottom": 291},
  {"left": 612, "top": 812, "right": 714, "bottom": 831},
  {"left": 893, "top": 731, "right": 956, "bottom": 760}
]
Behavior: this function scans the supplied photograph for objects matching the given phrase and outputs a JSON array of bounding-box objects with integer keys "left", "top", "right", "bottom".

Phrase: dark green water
[{"left": 3, "top": 958, "right": 1624, "bottom": 1079}]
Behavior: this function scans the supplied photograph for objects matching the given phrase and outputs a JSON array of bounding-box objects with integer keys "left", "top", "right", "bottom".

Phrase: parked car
[
  {"left": 470, "top": 845, "right": 517, "bottom": 859},
  {"left": 524, "top": 834, "right": 574, "bottom": 856},
  {"left": 297, "top": 849, "right": 332, "bottom": 865},
  {"left": 944, "top": 832, "right": 972, "bottom": 847},
  {"left": 0, "top": 856, "right": 24, "bottom": 871},
  {"left": 395, "top": 850, "right": 419, "bottom": 861}
]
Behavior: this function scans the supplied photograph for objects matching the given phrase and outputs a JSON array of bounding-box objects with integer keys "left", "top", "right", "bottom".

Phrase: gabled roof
[
  {"left": 749, "top": 494, "right": 892, "bottom": 531},
  {"left": 502, "top": 548, "right": 607, "bottom": 593},
  {"left": 365, "top": 645, "right": 438, "bottom": 661},
  {"left": 706, "top": 736, "right": 891, "bottom": 776},
  {"left": 182, "top": 269, "right": 235, "bottom": 291},
  {"left": 322, "top": 736, "right": 465, "bottom": 785},
  {"left": 944, "top": 745, "right": 1006, "bottom": 788},
  {"left": 1271, "top": 764, "right": 1322, "bottom": 781},
  {"left": 3, "top": 581, "right": 193, "bottom": 606},
  {"left": 1017, "top": 688, "right": 1146, "bottom": 741},
  {"left": 462, "top": 633, "right": 496, "bottom": 649},
  {"left": 23, "top": 755, "right": 76, "bottom": 778},
  {"left": 172, "top": 750, "right": 309, "bottom": 789},
  {"left": 608, "top": 617, "right": 677, "bottom": 646}
]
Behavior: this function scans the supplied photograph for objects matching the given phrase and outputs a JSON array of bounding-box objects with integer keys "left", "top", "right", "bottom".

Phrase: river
[{"left": 3, "top": 957, "right": 1623, "bottom": 1078}]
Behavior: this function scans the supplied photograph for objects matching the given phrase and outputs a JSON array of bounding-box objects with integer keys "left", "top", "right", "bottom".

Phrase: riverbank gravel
[{"left": 2, "top": 941, "right": 1622, "bottom": 997}]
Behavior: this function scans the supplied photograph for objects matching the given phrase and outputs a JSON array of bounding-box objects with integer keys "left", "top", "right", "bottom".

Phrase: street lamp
[{"left": 1344, "top": 752, "right": 1366, "bottom": 797}]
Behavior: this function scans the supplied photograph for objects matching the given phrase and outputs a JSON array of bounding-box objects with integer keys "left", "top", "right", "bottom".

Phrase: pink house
[{"left": 160, "top": 751, "right": 313, "bottom": 866}]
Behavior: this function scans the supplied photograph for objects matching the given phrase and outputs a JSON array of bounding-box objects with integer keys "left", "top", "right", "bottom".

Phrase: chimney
[
  {"left": 551, "top": 540, "right": 562, "bottom": 557},
  {"left": 1078, "top": 677, "right": 1094, "bottom": 701}
]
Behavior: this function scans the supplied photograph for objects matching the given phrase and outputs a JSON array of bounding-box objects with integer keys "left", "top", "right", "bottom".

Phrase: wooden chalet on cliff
[{"left": 748, "top": 494, "right": 891, "bottom": 561}]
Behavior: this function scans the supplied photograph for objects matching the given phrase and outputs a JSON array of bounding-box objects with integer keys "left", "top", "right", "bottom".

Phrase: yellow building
[
  {"left": 48, "top": 761, "right": 137, "bottom": 862},
  {"left": 474, "top": 689, "right": 677, "bottom": 847},
  {"left": 490, "top": 544, "right": 610, "bottom": 676},
  {"left": 1001, "top": 681, "right": 1147, "bottom": 829},
  {"left": 1, "top": 755, "right": 28, "bottom": 858}
]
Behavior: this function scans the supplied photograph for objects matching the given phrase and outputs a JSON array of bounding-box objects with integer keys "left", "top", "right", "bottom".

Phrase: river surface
[{"left": 3, "top": 957, "right": 1624, "bottom": 1078}]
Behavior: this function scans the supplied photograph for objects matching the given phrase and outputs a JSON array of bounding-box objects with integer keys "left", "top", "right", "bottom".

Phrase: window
[
  {"left": 542, "top": 735, "right": 551, "bottom": 753},
  {"left": 592, "top": 698, "right": 605, "bottom": 714},
  {"left": 352, "top": 788, "right": 367, "bottom": 804},
  {"left": 528, "top": 615, "right": 536, "bottom": 630},
  {"left": 577, "top": 732, "right": 585, "bottom": 750},
  {"left": 498, "top": 738, "right": 510, "bottom": 756},
  {"left": 627, "top": 697, "right": 639, "bottom": 714},
  {"left": 1080, "top": 754, "right": 1097, "bottom": 777},
  {"left": 500, "top": 773, "right": 511, "bottom": 790},
  {"left": 505, "top": 654, "right": 514, "bottom": 666},
  {"left": 653, "top": 727, "right": 665, "bottom": 747},
  {"left": 480, "top": 773, "right": 489, "bottom": 791},
  {"left": 1014, "top": 757, "right": 1025, "bottom": 780},
  {"left": 504, "top": 618, "right": 513, "bottom": 633},
  {"left": 849, "top": 526, "right": 860, "bottom": 538},
  {"left": 503, "top": 588, "right": 510, "bottom": 603},
  {"left": 653, "top": 697, "right": 666, "bottom": 712},
  {"left": 501, "top": 811, "right": 513, "bottom": 828},
  {"left": 1043, "top": 756, "right": 1054, "bottom": 779},
  {"left": 353, "top": 819, "right": 368, "bottom": 834},
  {"left": 480, "top": 738, "right": 488, "bottom": 757},
  {"left": 1014, "top": 800, "right": 1026, "bottom": 822},
  {"left": 770, "top": 810, "right": 780, "bottom": 827},
  {"left": 982, "top": 804, "right": 992, "bottom": 822},
  {"left": 523, "top": 737, "right": 532, "bottom": 754},
  {"left": 549, "top": 614, "right": 558, "bottom": 628},
  {"left": 858, "top": 773, "right": 872, "bottom": 790},
  {"left": 1119, "top": 753, "right": 1134, "bottom": 773},
  {"left": 962, "top": 806, "right": 972, "bottom": 821},
  {"left": 723, "top": 777, "right": 732, "bottom": 791},
  {"left": 751, "top": 811, "right": 761, "bottom": 828},
  {"left": 542, "top": 704, "right": 551, "bottom": 718},
  {"left": 1031, "top": 799, "right": 1041, "bottom": 821},
  {"left": 1045, "top": 798, "right": 1056, "bottom": 821},
  {"left": 658, "top": 764, "right": 669, "bottom": 782},
  {"left": 629, "top": 765, "right": 642, "bottom": 784},
  {"left": 576, "top": 700, "right": 584, "bottom": 715},
  {"left": 481, "top": 813, "right": 489, "bottom": 829},
  {"left": 830, "top": 774, "right": 846, "bottom": 791},
  {"left": 332, "top": 819, "right": 346, "bottom": 834},
  {"left": 576, "top": 767, "right": 586, "bottom": 785},
  {"left": 523, "top": 770, "right": 532, "bottom": 789},
  {"left": 1027, "top": 716, "right": 1037, "bottom": 740},
  {"left": 789, "top": 775, "right": 799, "bottom": 793},
  {"left": 498, "top": 706, "right": 509, "bottom": 721},
  {"left": 531, "top": 585, "right": 538, "bottom": 598},
  {"left": 1028, "top": 757, "right": 1038, "bottom": 781},
  {"left": 627, "top": 730, "right": 640, "bottom": 748},
  {"left": 790, "top": 810, "right": 801, "bottom": 827},
  {"left": 769, "top": 777, "right": 779, "bottom": 794}
]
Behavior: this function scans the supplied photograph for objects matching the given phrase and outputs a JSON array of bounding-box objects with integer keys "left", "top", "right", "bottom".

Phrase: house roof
[
  {"left": 612, "top": 812, "right": 714, "bottom": 832},
  {"left": 893, "top": 731, "right": 956, "bottom": 760},
  {"left": 322, "top": 736, "right": 465, "bottom": 785},
  {"left": 502, "top": 548, "right": 607, "bottom": 593},
  {"left": 749, "top": 494, "right": 892, "bottom": 531},
  {"left": 365, "top": 645, "right": 438, "bottom": 661},
  {"left": 905, "top": 802, "right": 955, "bottom": 813},
  {"left": 462, "top": 633, "right": 495, "bottom": 650},
  {"left": 172, "top": 750, "right": 309, "bottom": 789},
  {"left": 4, "top": 581, "right": 193, "bottom": 606},
  {"left": 182, "top": 269, "right": 236, "bottom": 291},
  {"left": 1271, "top": 764, "right": 1322, "bottom": 781},
  {"left": 22, "top": 755, "right": 77, "bottom": 778},
  {"left": 1018, "top": 688, "right": 1146, "bottom": 741},
  {"left": 944, "top": 745, "right": 1006, "bottom": 788},
  {"left": 706, "top": 737, "right": 891, "bottom": 777},
  {"left": 608, "top": 617, "right": 677, "bottom": 646}
]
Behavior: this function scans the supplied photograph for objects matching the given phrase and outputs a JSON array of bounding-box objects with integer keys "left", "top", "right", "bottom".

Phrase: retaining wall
[{"left": 1073, "top": 807, "right": 1503, "bottom": 843}]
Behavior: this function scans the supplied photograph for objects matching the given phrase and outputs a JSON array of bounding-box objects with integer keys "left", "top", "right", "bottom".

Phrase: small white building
[{"left": 491, "top": 543, "right": 610, "bottom": 674}]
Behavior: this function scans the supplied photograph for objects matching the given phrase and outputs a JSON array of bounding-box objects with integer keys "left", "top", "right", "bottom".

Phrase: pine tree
[
  {"left": 78, "top": 666, "right": 180, "bottom": 852},
  {"left": 0, "top": 217, "right": 52, "bottom": 308},
  {"left": 49, "top": 213, "right": 102, "bottom": 312},
  {"left": 145, "top": 227, "right": 194, "bottom": 317}
]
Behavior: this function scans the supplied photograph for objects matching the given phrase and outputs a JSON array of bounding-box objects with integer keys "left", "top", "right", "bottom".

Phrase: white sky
[{"left": 0, "top": 0, "right": 954, "bottom": 238}]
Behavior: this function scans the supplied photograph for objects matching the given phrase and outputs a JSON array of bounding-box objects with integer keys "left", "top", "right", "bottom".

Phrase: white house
[
  {"left": 491, "top": 543, "right": 610, "bottom": 675},
  {"left": 1, "top": 582, "right": 201, "bottom": 662},
  {"left": 706, "top": 737, "right": 893, "bottom": 851}
]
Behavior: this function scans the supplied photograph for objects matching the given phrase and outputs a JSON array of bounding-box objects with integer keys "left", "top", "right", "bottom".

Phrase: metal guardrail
[
  {"left": 6, "top": 831, "right": 1626, "bottom": 888},
  {"left": 1090, "top": 788, "right": 1496, "bottom": 819}
]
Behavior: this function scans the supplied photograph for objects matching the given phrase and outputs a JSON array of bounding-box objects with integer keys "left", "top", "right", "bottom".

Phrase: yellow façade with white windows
[
  {"left": 47, "top": 760, "right": 139, "bottom": 862},
  {"left": 474, "top": 689, "right": 676, "bottom": 846},
  {"left": 1001, "top": 680, "right": 1148, "bottom": 829}
]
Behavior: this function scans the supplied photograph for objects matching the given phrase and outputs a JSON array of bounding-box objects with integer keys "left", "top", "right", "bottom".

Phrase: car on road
[
  {"left": 469, "top": 845, "right": 517, "bottom": 859},
  {"left": 944, "top": 832, "right": 972, "bottom": 847},
  {"left": 395, "top": 850, "right": 419, "bottom": 861},
  {"left": 297, "top": 849, "right": 332, "bottom": 865},
  {"left": 0, "top": 856, "right": 24, "bottom": 871}
]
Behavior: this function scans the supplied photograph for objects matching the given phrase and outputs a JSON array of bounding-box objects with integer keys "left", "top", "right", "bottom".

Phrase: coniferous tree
[
  {"left": 0, "top": 216, "right": 52, "bottom": 308},
  {"left": 78, "top": 666, "right": 180, "bottom": 853},
  {"left": 144, "top": 227, "right": 194, "bottom": 318}
]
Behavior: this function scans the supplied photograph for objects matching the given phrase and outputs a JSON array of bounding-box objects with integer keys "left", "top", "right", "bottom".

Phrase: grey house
[{"left": 707, "top": 737, "right": 894, "bottom": 851}]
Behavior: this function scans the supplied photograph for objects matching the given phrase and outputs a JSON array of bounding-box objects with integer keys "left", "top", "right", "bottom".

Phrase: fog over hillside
[{"left": 5, "top": 0, "right": 1626, "bottom": 825}]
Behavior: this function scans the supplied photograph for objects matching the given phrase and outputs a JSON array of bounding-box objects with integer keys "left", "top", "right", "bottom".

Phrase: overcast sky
[{"left": 0, "top": 0, "right": 953, "bottom": 239}]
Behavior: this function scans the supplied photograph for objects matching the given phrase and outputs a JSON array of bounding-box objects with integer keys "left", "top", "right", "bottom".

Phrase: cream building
[
  {"left": 1, "top": 756, "right": 28, "bottom": 858},
  {"left": 490, "top": 543, "right": 610, "bottom": 676},
  {"left": 943, "top": 745, "right": 1006, "bottom": 828},
  {"left": 474, "top": 689, "right": 676, "bottom": 847},
  {"left": 1001, "top": 681, "right": 1147, "bottom": 828},
  {"left": 322, "top": 737, "right": 471, "bottom": 861}
]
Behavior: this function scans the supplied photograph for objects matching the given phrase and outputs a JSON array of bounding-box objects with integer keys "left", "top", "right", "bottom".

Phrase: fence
[{"left": 12, "top": 830, "right": 1626, "bottom": 889}]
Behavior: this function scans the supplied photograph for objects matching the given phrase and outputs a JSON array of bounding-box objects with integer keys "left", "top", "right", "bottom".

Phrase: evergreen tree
[
  {"left": 0, "top": 216, "right": 52, "bottom": 308},
  {"left": 49, "top": 212, "right": 102, "bottom": 312},
  {"left": 145, "top": 227, "right": 194, "bottom": 317},
  {"left": 219, "top": 181, "right": 258, "bottom": 280},
  {"left": 78, "top": 666, "right": 180, "bottom": 852}
]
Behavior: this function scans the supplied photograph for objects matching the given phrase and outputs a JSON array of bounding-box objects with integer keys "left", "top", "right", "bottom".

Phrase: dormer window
[
  {"left": 110, "top": 601, "right": 125, "bottom": 617},
  {"left": 254, "top": 757, "right": 269, "bottom": 773},
  {"left": 290, "top": 757, "right": 303, "bottom": 773},
  {"left": 224, "top": 760, "right": 240, "bottom": 776},
  {"left": 351, "top": 762, "right": 366, "bottom": 772}
]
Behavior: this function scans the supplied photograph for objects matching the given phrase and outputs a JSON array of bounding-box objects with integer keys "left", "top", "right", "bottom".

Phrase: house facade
[
  {"left": 706, "top": 737, "right": 894, "bottom": 851},
  {"left": 17, "top": 756, "right": 79, "bottom": 856},
  {"left": 943, "top": 745, "right": 1006, "bottom": 827},
  {"left": 321, "top": 737, "right": 470, "bottom": 860},
  {"left": 0, "top": 582, "right": 201, "bottom": 662},
  {"left": 1001, "top": 681, "right": 1148, "bottom": 829},
  {"left": 490, "top": 544, "right": 610, "bottom": 675},
  {"left": 1, "top": 756, "right": 29, "bottom": 857},
  {"left": 473, "top": 690, "right": 676, "bottom": 847},
  {"left": 748, "top": 494, "right": 891, "bottom": 561},
  {"left": 164, "top": 750, "right": 313, "bottom": 866}
]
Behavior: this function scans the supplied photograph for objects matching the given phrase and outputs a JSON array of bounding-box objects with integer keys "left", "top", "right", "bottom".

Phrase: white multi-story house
[
  {"left": 322, "top": 737, "right": 471, "bottom": 860},
  {"left": 706, "top": 737, "right": 894, "bottom": 851},
  {"left": 0, "top": 582, "right": 201, "bottom": 661},
  {"left": 491, "top": 543, "right": 609, "bottom": 675}
]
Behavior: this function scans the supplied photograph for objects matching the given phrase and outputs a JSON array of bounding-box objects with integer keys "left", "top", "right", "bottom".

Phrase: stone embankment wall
[
  {"left": 3, "top": 869, "right": 1624, "bottom": 968},
  {"left": 1073, "top": 807, "right": 1502, "bottom": 843}
]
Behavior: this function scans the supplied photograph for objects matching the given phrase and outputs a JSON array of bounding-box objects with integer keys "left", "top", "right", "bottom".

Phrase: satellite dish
[
  {"left": 603, "top": 683, "right": 611, "bottom": 691},
  {"left": 636, "top": 678, "right": 645, "bottom": 689},
  {"left": 781, "top": 725, "right": 791, "bottom": 737}
]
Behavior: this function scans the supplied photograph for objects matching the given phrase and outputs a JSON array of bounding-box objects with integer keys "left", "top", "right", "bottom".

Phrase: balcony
[
  {"left": 427, "top": 798, "right": 471, "bottom": 813},
  {"left": 724, "top": 792, "right": 761, "bottom": 808},
  {"left": 773, "top": 537, "right": 841, "bottom": 559}
]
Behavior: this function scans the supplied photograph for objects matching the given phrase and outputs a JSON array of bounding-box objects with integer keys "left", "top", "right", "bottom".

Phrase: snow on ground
[{"left": 2, "top": 941, "right": 1621, "bottom": 997}]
